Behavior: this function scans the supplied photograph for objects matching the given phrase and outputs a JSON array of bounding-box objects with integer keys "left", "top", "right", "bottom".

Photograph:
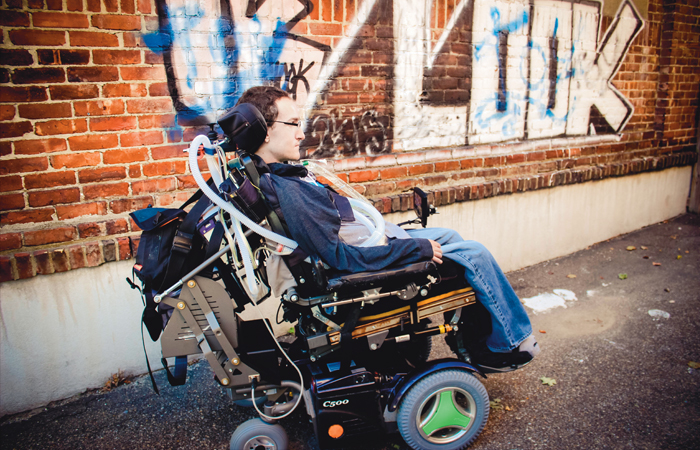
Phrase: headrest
[{"left": 217, "top": 103, "right": 268, "bottom": 153}]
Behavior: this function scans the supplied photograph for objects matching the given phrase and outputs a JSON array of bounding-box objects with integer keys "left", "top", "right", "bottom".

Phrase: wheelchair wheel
[
  {"left": 397, "top": 369, "right": 489, "bottom": 450},
  {"left": 230, "top": 418, "right": 288, "bottom": 450}
]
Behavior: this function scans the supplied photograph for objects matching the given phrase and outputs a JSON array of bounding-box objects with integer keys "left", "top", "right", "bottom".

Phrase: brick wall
[{"left": 0, "top": 0, "right": 698, "bottom": 282}]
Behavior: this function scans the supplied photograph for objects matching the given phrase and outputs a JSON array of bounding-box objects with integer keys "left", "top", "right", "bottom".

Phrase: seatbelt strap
[{"left": 161, "top": 356, "right": 188, "bottom": 386}]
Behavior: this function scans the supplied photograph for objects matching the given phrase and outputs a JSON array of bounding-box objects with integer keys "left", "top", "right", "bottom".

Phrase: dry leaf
[
  {"left": 567, "top": 274, "right": 577, "bottom": 279},
  {"left": 677, "top": 255, "right": 682, "bottom": 259},
  {"left": 671, "top": 235, "right": 677, "bottom": 240},
  {"left": 540, "top": 377, "right": 557, "bottom": 386},
  {"left": 626, "top": 246, "right": 636, "bottom": 251},
  {"left": 641, "top": 246, "right": 648, "bottom": 250},
  {"left": 688, "top": 361, "right": 700, "bottom": 369},
  {"left": 539, "top": 329, "right": 547, "bottom": 334},
  {"left": 643, "top": 256, "right": 650, "bottom": 259},
  {"left": 505, "top": 406, "right": 512, "bottom": 411},
  {"left": 618, "top": 273, "right": 628, "bottom": 280},
  {"left": 653, "top": 262, "right": 662, "bottom": 266}
]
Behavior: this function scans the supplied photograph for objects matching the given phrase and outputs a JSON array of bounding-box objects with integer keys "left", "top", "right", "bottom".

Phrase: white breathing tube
[{"left": 347, "top": 198, "right": 385, "bottom": 247}]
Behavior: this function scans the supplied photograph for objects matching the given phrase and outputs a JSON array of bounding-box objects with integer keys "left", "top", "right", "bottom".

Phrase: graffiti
[
  {"left": 146, "top": 0, "right": 643, "bottom": 154},
  {"left": 308, "top": 110, "right": 390, "bottom": 158}
]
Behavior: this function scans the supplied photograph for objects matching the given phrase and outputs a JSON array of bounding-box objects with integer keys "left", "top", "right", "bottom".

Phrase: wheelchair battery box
[{"left": 308, "top": 362, "right": 385, "bottom": 448}]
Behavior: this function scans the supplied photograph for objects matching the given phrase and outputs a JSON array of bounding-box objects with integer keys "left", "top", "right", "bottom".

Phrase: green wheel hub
[{"left": 417, "top": 387, "right": 476, "bottom": 444}]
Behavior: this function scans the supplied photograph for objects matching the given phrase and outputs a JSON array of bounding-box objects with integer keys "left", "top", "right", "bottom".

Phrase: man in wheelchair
[{"left": 226, "top": 85, "right": 540, "bottom": 372}]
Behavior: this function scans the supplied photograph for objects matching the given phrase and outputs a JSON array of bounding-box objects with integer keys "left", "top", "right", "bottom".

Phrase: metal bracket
[{"left": 311, "top": 306, "right": 342, "bottom": 331}]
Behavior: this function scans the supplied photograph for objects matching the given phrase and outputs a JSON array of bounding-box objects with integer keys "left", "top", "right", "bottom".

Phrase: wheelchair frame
[{"left": 147, "top": 133, "right": 501, "bottom": 450}]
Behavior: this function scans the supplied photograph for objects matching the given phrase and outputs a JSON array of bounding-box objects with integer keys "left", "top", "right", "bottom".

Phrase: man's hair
[{"left": 236, "top": 86, "right": 290, "bottom": 126}]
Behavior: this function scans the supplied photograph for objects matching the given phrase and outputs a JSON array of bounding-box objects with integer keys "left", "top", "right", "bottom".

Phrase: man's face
[{"left": 257, "top": 96, "right": 305, "bottom": 164}]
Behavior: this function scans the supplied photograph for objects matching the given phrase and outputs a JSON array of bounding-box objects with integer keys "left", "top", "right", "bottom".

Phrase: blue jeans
[{"left": 406, "top": 228, "right": 532, "bottom": 352}]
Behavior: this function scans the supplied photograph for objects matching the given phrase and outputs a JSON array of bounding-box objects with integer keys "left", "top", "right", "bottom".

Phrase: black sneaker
[{"left": 469, "top": 335, "right": 540, "bottom": 372}]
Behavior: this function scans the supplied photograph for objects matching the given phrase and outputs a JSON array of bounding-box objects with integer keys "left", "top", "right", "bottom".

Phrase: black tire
[
  {"left": 397, "top": 369, "right": 489, "bottom": 450},
  {"left": 230, "top": 418, "right": 288, "bottom": 450}
]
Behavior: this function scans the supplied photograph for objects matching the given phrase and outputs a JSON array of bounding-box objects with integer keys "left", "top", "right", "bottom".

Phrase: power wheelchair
[{"left": 135, "top": 105, "right": 511, "bottom": 450}]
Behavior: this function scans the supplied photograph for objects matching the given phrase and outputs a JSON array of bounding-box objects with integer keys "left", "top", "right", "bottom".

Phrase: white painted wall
[{"left": 0, "top": 166, "right": 691, "bottom": 416}]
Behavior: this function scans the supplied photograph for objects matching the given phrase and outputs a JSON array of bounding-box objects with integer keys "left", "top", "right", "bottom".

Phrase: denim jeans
[{"left": 405, "top": 227, "right": 532, "bottom": 352}]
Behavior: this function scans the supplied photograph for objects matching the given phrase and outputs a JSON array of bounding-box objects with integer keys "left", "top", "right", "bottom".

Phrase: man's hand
[{"left": 429, "top": 239, "right": 443, "bottom": 264}]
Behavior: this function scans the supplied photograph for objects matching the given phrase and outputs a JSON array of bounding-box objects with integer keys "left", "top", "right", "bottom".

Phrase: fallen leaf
[
  {"left": 505, "top": 406, "right": 512, "bottom": 411},
  {"left": 567, "top": 274, "right": 577, "bottom": 279},
  {"left": 490, "top": 398, "right": 504, "bottom": 410},
  {"left": 643, "top": 255, "right": 650, "bottom": 259},
  {"left": 688, "top": 361, "right": 700, "bottom": 369},
  {"left": 539, "top": 329, "right": 547, "bottom": 334},
  {"left": 641, "top": 246, "right": 648, "bottom": 250},
  {"left": 677, "top": 255, "right": 682, "bottom": 259},
  {"left": 626, "top": 246, "right": 636, "bottom": 251},
  {"left": 671, "top": 235, "right": 677, "bottom": 240},
  {"left": 540, "top": 377, "right": 557, "bottom": 386},
  {"left": 669, "top": 300, "right": 675, "bottom": 303},
  {"left": 664, "top": 288, "right": 671, "bottom": 292},
  {"left": 618, "top": 273, "right": 628, "bottom": 280},
  {"left": 653, "top": 262, "right": 662, "bottom": 266},
  {"left": 685, "top": 251, "right": 689, "bottom": 254},
  {"left": 548, "top": 271, "right": 554, "bottom": 275}
]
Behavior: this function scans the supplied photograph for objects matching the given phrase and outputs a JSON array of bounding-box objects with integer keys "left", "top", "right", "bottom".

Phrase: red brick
[
  {"left": 506, "top": 153, "right": 527, "bottom": 164},
  {"left": 12, "top": 67, "right": 65, "bottom": 84},
  {"left": 0, "top": 121, "right": 33, "bottom": 139},
  {"left": 67, "top": 244, "right": 86, "bottom": 269},
  {"left": 116, "top": 236, "right": 132, "bottom": 260},
  {"left": 35, "top": 118, "right": 87, "bottom": 136},
  {"left": 110, "top": 196, "right": 152, "bottom": 214},
  {"left": 176, "top": 175, "right": 197, "bottom": 189},
  {"left": 78, "top": 167, "right": 126, "bottom": 183},
  {"left": 0, "top": 193, "right": 25, "bottom": 211},
  {"left": 120, "top": 66, "right": 166, "bottom": 80},
  {"left": 121, "top": 0, "right": 135, "bottom": 14},
  {"left": 408, "top": 164, "right": 434, "bottom": 176},
  {"left": 67, "top": 66, "right": 119, "bottom": 82},
  {"left": 47, "top": 0, "right": 62, "bottom": 9},
  {"left": 25, "top": 171, "right": 75, "bottom": 189},
  {"left": 148, "top": 82, "right": 169, "bottom": 97},
  {"left": 90, "top": 116, "right": 137, "bottom": 131},
  {"left": 37, "top": 49, "right": 90, "bottom": 65},
  {"left": 33, "top": 250, "right": 54, "bottom": 275},
  {"left": 348, "top": 170, "right": 379, "bottom": 183},
  {"left": 0, "top": 176, "right": 23, "bottom": 192},
  {"left": 379, "top": 166, "right": 408, "bottom": 179},
  {"left": 67, "top": 0, "right": 83, "bottom": 11},
  {"left": 126, "top": 98, "right": 173, "bottom": 114},
  {"left": 435, "top": 161, "right": 461, "bottom": 172},
  {"left": 0, "top": 49, "right": 34, "bottom": 66},
  {"left": 0, "top": 86, "right": 48, "bottom": 103},
  {"left": 128, "top": 164, "right": 141, "bottom": 178},
  {"left": 0, "top": 105, "right": 15, "bottom": 121},
  {"left": 52, "top": 152, "right": 101, "bottom": 168},
  {"left": 142, "top": 161, "right": 186, "bottom": 177},
  {"left": 0, "top": 233, "right": 22, "bottom": 251},
  {"left": 69, "top": 31, "right": 119, "bottom": 47},
  {"left": 18, "top": 103, "right": 72, "bottom": 119},
  {"left": 120, "top": 130, "right": 163, "bottom": 147},
  {"left": 138, "top": 114, "right": 176, "bottom": 129},
  {"left": 309, "top": 22, "right": 342, "bottom": 35},
  {"left": 103, "top": 83, "right": 147, "bottom": 98},
  {"left": 0, "top": 11, "right": 30, "bottom": 27},
  {"left": 49, "top": 84, "right": 99, "bottom": 100},
  {"left": 83, "top": 182, "right": 128, "bottom": 199},
  {"left": 68, "top": 134, "right": 118, "bottom": 151},
  {"left": 74, "top": 99, "right": 124, "bottom": 117},
  {"left": 103, "top": 0, "right": 119, "bottom": 12},
  {"left": 0, "top": 142, "right": 10, "bottom": 157},
  {"left": 85, "top": 241, "right": 104, "bottom": 267},
  {"left": 56, "top": 201, "right": 107, "bottom": 220},
  {"left": 92, "top": 14, "right": 141, "bottom": 30},
  {"left": 106, "top": 218, "right": 128, "bottom": 234},
  {"left": 28, "top": 188, "right": 80, "bottom": 207},
  {"left": 0, "top": 256, "right": 14, "bottom": 282},
  {"left": 103, "top": 147, "right": 148, "bottom": 164},
  {"left": 32, "top": 12, "right": 89, "bottom": 28},
  {"left": 24, "top": 226, "right": 78, "bottom": 246},
  {"left": 9, "top": 30, "right": 65, "bottom": 46},
  {"left": 151, "top": 144, "right": 186, "bottom": 160},
  {"left": 93, "top": 49, "right": 141, "bottom": 65},
  {"left": 78, "top": 221, "right": 103, "bottom": 238},
  {"left": 144, "top": 51, "right": 164, "bottom": 64},
  {"left": 132, "top": 177, "right": 177, "bottom": 194},
  {"left": 527, "top": 151, "right": 546, "bottom": 161},
  {"left": 0, "top": 157, "right": 49, "bottom": 175},
  {"left": 137, "top": 0, "right": 151, "bottom": 13},
  {"left": 0, "top": 208, "right": 54, "bottom": 224},
  {"left": 14, "top": 253, "right": 35, "bottom": 279}
]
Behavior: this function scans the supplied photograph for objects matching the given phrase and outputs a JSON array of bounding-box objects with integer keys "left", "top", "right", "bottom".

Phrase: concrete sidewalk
[{"left": 2, "top": 214, "right": 699, "bottom": 450}]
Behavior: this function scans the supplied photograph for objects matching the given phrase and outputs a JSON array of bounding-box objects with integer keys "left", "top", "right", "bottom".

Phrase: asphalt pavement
[{"left": 2, "top": 214, "right": 699, "bottom": 450}]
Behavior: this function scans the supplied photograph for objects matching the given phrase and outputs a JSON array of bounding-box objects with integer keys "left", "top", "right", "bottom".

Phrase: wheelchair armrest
[{"left": 325, "top": 261, "right": 437, "bottom": 293}]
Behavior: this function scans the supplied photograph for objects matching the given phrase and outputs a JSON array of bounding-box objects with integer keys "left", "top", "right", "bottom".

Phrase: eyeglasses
[{"left": 273, "top": 120, "right": 302, "bottom": 129}]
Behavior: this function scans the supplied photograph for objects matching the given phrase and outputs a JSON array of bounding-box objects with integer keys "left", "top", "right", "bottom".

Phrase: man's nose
[{"left": 296, "top": 126, "right": 305, "bottom": 140}]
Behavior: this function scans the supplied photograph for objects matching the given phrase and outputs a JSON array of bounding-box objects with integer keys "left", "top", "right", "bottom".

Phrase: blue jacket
[{"left": 257, "top": 160, "right": 433, "bottom": 274}]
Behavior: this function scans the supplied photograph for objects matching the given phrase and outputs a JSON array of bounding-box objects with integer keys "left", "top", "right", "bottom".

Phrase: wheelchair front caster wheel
[
  {"left": 230, "top": 418, "right": 288, "bottom": 450},
  {"left": 398, "top": 369, "right": 489, "bottom": 450}
]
